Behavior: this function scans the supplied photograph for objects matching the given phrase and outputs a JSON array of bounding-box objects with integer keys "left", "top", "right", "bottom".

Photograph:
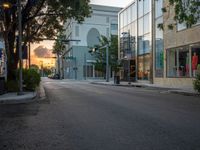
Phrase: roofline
[{"left": 118, "top": 0, "right": 136, "bottom": 15}]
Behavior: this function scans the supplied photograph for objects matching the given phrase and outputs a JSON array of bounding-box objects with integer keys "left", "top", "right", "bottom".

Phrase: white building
[{"left": 62, "top": 4, "right": 122, "bottom": 80}]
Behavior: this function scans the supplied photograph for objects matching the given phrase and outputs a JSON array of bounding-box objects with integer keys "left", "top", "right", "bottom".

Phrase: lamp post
[
  {"left": 93, "top": 44, "right": 109, "bottom": 82},
  {"left": 106, "top": 45, "right": 109, "bottom": 82},
  {"left": 122, "top": 31, "right": 131, "bottom": 84}
]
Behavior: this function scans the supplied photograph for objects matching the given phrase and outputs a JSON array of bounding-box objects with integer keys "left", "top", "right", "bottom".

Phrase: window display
[
  {"left": 167, "top": 43, "right": 200, "bottom": 78},
  {"left": 191, "top": 46, "right": 200, "bottom": 77},
  {"left": 167, "top": 47, "right": 189, "bottom": 77}
]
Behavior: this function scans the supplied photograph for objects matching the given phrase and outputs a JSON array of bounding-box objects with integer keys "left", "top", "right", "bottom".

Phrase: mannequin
[{"left": 192, "top": 52, "right": 198, "bottom": 76}]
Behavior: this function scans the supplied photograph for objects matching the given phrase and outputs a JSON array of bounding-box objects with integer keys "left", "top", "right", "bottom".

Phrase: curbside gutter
[{"left": 90, "top": 82, "right": 200, "bottom": 97}]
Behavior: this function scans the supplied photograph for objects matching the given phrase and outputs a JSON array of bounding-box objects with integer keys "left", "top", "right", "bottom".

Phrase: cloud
[{"left": 33, "top": 46, "right": 52, "bottom": 58}]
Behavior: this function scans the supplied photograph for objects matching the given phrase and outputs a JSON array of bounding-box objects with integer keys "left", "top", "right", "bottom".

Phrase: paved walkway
[
  {"left": 0, "top": 83, "right": 46, "bottom": 104},
  {"left": 87, "top": 79, "right": 199, "bottom": 96},
  {"left": 0, "top": 92, "right": 37, "bottom": 104}
]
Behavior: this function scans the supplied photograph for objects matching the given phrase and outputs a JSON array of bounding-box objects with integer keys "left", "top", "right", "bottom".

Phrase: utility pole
[
  {"left": 128, "top": 30, "right": 131, "bottom": 84},
  {"left": 93, "top": 44, "right": 109, "bottom": 82},
  {"left": 17, "top": 0, "right": 23, "bottom": 95},
  {"left": 84, "top": 53, "right": 87, "bottom": 80},
  {"left": 106, "top": 45, "right": 109, "bottom": 82}
]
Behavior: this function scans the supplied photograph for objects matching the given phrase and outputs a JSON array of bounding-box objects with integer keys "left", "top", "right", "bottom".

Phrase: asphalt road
[{"left": 0, "top": 78, "right": 200, "bottom": 150}]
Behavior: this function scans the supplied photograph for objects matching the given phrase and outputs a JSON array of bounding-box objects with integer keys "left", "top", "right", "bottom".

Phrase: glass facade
[
  {"left": 119, "top": 0, "right": 152, "bottom": 81},
  {"left": 155, "top": 0, "right": 164, "bottom": 77}
]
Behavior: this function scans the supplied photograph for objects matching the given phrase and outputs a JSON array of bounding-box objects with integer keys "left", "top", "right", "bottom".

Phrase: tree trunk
[
  {"left": 57, "top": 53, "right": 61, "bottom": 79},
  {"left": 7, "top": 30, "right": 18, "bottom": 81}
]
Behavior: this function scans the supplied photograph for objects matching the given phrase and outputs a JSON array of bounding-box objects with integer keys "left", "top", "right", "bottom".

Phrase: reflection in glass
[
  {"left": 131, "top": 3, "right": 137, "bottom": 22},
  {"left": 144, "top": 0, "right": 150, "bottom": 15},
  {"left": 144, "top": 14, "right": 150, "bottom": 34},
  {"left": 167, "top": 47, "right": 189, "bottom": 77},
  {"left": 138, "top": 0, "right": 143, "bottom": 18},
  {"left": 155, "top": 17, "right": 164, "bottom": 77},
  {"left": 155, "top": 0, "right": 163, "bottom": 18},
  {"left": 138, "top": 18, "right": 143, "bottom": 36},
  {"left": 127, "top": 7, "right": 131, "bottom": 24}
]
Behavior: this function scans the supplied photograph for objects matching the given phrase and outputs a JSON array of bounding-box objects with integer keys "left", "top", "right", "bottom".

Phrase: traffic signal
[{"left": 88, "top": 47, "right": 98, "bottom": 53}]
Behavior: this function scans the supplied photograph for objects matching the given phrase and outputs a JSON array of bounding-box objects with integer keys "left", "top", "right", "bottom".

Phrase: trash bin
[
  {"left": 0, "top": 77, "right": 5, "bottom": 95},
  {"left": 114, "top": 76, "right": 120, "bottom": 84}
]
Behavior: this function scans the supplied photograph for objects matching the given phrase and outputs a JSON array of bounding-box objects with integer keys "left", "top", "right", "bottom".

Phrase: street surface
[{"left": 0, "top": 78, "right": 200, "bottom": 150}]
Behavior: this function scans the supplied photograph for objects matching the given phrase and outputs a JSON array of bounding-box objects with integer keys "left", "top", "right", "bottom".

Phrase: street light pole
[
  {"left": 128, "top": 30, "right": 131, "bottom": 84},
  {"left": 17, "top": 0, "right": 23, "bottom": 95},
  {"left": 93, "top": 44, "right": 109, "bottom": 82},
  {"left": 106, "top": 45, "right": 109, "bottom": 82}
]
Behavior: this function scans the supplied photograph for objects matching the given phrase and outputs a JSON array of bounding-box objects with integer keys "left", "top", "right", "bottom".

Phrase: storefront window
[
  {"left": 138, "top": 36, "right": 143, "bottom": 55},
  {"left": 144, "top": 54, "right": 150, "bottom": 80},
  {"left": 191, "top": 45, "right": 200, "bottom": 77},
  {"left": 167, "top": 47, "right": 189, "bottom": 77},
  {"left": 143, "top": 34, "right": 150, "bottom": 53},
  {"left": 155, "top": 17, "right": 164, "bottom": 77}
]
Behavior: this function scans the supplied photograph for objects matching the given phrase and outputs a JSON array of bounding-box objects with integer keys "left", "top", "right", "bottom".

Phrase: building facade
[
  {"left": 119, "top": 0, "right": 155, "bottom": 82},
  {"left": 119, "top": 0, "right": 200, "bottom": 88},
  {"left": 63, "top": 4, "right": 121, "bottom": 80},
  {"left": 154, "top": 0, "right": 200, "bottom": 88}
]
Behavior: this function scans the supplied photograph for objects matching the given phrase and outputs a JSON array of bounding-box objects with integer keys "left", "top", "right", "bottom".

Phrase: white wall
[{"left": 65, "top": 5, "right": 121, "bottom": 47}]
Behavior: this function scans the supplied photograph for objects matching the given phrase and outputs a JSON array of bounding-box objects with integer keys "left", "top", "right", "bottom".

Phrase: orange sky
[{"left": 30, "top": 40, "right": 56, "bottom": 69}]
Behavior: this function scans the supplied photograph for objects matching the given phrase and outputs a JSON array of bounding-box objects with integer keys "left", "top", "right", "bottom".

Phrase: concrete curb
[
  {"left": 0, "top": 92, "right": 37, "bottom": 104},
  {"left": 91, "top": 82, "right": 199, "bottom": 96},
  {"left": 36, "top": 83, "right": 46, "bottom": 101},
  {"left": 0, "top": 82, "right": 47, "bottom": 105}
]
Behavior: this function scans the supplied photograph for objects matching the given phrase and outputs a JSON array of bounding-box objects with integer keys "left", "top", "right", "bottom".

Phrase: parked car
[{"left": 48, "top": 74, "right": 60, "bottom": 79}]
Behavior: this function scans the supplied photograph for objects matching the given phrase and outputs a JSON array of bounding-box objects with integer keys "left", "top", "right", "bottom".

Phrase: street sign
[{"left": 65, "top": 56, "right": 75, "bottom": 59}]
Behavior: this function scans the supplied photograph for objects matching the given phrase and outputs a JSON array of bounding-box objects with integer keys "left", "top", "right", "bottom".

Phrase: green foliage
[
  {"left": 164, "top": 0, "right": 200, "bottom": 27},
  {"left": 23, "top": 69, "right": 41, "bottom": 91},
  {"left": 1, "top": 0, "right": 91, "bottom": 81},
  {"left": 52, "top": 31, "right": 66, "bottom": 55},
  {"left": 30, "top": 64, "right": 40, "bottom": 71},
  {"left": 16, "top": 69, "right": 41, "bottom": 91},
  {"left": 6, "top": 80, "right": 19, "bottom": 92},
  {"left": 42, "top": 67, "right": 52, "bottom": 76},
  {"left": 193, "top": 73, "right": 200, "bottom": 93},
  {"left": 157, "top": 23, "right": 164, "bottom": 30},
  {"left": 161, "top": 7, "right": 167, "bottom": 13},
  {"left": 90, "top": 35, "right": 119, "bottom": 73},
  {"left": 167, "top": 24, "right": 174, "bottom": 30}
]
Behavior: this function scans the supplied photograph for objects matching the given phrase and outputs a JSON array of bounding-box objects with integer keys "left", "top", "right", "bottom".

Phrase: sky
[
  {"left": 90, "top": 0, "right": 133, "bottom": 7},
  {"left": 31, "top": 0, "right": 133, "bottom": 67}
]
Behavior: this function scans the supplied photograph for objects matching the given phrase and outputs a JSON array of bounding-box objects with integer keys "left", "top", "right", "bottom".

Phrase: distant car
[
  {"left": 53, "top": 74, "right": 59, "bottom": 79},
  {"left": 48, "top": 74, "right": 60, "bottom": 79}
]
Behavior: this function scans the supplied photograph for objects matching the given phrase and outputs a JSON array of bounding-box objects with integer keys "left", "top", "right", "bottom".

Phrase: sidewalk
[
  {"left": 0, "top": 92, "right": 37, "bottom": 104},
  {"left": 0, "top": 84, "right": 46, "bottom": 104},
  {"left": 90, "top": 80, "right": 200, "bottom": 96}
]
